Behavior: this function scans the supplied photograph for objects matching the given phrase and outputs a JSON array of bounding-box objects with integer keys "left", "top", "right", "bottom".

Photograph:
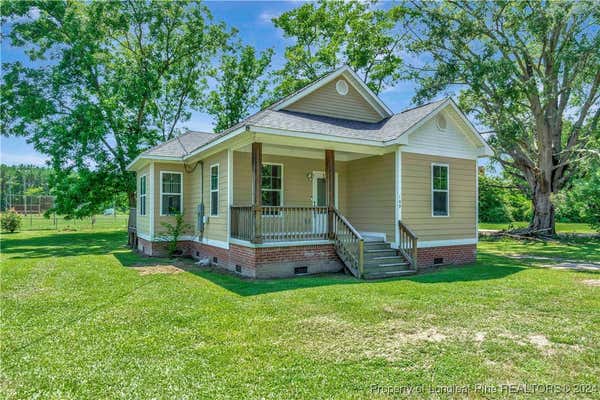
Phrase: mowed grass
[
  {"left": 479, "top": 221, "right": 596, "bottom": 234},
  {"left": 1, "top": 230, "right": 599, "bottom": 399}
]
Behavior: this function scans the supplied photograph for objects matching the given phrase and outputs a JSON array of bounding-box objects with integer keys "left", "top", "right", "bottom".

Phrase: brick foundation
[
  {"left": 136, "top": 238, "right": 475, "bottom": 278},
  {"left": 417, "top": 244, "right": 476, "bottom": 269},
  {"left": 136, "top": 238, "right": 343, "bottom": 278}
]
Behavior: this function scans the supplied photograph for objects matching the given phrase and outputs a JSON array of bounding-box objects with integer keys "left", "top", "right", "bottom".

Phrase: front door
[{"left": 311, "top": 171, "right": 337, "bottom": 234}]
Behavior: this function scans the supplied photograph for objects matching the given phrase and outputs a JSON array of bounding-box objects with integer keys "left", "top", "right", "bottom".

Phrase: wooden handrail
[
  {"left": 332, "top": 208, "right": 364, "bottom": 278},
  {"left": 398, "top": 220, "right": 418, "bottom": 269}
]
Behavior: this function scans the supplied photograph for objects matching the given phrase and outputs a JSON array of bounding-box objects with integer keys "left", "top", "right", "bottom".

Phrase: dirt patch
[
  {"left": 581, "top": 279, "right": 600, "bottom": 287},
  {"left": 130, "top": 264, "right": 185, "bottom": 275},
  {"left": 474, "top": 332, "right": 486, "bottom": 342}
]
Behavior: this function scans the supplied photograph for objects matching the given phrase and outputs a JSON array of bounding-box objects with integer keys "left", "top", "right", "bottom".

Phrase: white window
[
  {"left": 160, "top": 172, "right": 182, "bottom": 215},
  {"left": 262, "top": 164, "right": 283, "bottom": 207},
  {"left": 139, "top": 175, "right": 146, "bottom": 216},
  {"left": 432, "top": 164, "right": 449, "bottom": 217},
  {"left": 210, "top": 164, "right": 219, "bottom": 216}
]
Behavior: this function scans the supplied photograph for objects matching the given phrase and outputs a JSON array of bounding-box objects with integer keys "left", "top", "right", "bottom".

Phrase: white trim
[
  {"left": 418, "top": 238, "right": 478, "bottom": 248},
  {"left": 431, "top": 163, "right": 449, "bottom": 217},
  {"left": 227, "top": 149, "right": 233, "bottom": 245},
  {"left": 262, "top": 162, "right": 284, "bottom": 207},
  {"left": 209, "top": 163, "right": 220, "bottom": 216},
  {"left": 311, "top": 171, "right": 339, "bottom": 207},
  {"left": 195, "top": 237, "right": 230, "bottom": 250},
  {"left": 159, "top": 171, "right": 184, "bottom": 216},
  {"left": 250, "top": 126, "right": 386, "bottom": 147},
  {"left": 230, "top": 238, "right": 333, "bottom": 248},
  {"left": 475, "top": 163, "right": 479, "bottom": 238},
  {"left": 273, "top": 66, "right": 392, "bottom": 118},
  {"left": 149, "top": 163, "right": 155, "bottom": 238},
  {"left": 138, "top": 174, "right": 147, "bottom": 216},
  {"left": 399, "top": 147, "right": 479, "bottom": 160},
  {"left": 137, "top": 232, "right": 152, "bottom": 241},
  {"left": 127, "top": 155, "right": 182, "bottom": 171},
  {"left": 395, "top": 148, "right": 402, "bottom": 246}
]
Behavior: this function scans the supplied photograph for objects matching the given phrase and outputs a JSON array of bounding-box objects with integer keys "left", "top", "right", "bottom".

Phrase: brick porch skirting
[
  {"left": 417, "top": 244, "right": 477, "bottom": 269},
  {"left": 136, "top": 237, "right": 343, "bottom": 278}
]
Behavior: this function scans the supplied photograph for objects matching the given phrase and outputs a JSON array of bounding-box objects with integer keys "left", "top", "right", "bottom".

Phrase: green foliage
[
  {"left": 406, "top": 0, "right": 600, "bottom": 230},
  {"left": 478, "top": 173, "right": 531, "bottom": 223},
  {"left": 0, "top": 164, "right": 52, "bottom": 210},
  {"left": 206, "top": 45, "right": 273, "bottom": 132},
  {"left": 1, "top": 210, "right": 22, "bottom": 232},
  {"left": 271, "top": 0, "right": 407, "bottom": 100},
  {"left": 1, "top": 1, "right": 229, "bottom": 216},
  {"left": 159, "top": 213, "right": 192, "bottom": 257}
]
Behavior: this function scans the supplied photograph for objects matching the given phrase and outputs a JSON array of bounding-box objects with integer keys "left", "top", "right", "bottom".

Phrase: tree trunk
[
  {"left": 127, "top": 190, "right": 136, "bottom": 247},
  {"left": 529, "top": 183, "right": 555, "bottom": 234}
]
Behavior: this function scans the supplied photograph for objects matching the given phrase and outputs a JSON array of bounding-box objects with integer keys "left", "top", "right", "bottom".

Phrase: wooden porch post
[
  {"left": 325, "top": 149, "right": 335, "bottom": 239},
  {"left": 252, "top": 142, "right": 262, "bottom": 243}
]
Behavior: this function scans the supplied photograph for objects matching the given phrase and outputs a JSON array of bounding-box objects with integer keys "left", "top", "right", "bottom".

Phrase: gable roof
[
  {"left": 141, "top": 131, "right": 217, "bottom": 158},
  {"left": 270, "top": 65, "right": 393, "bottom": 120}
]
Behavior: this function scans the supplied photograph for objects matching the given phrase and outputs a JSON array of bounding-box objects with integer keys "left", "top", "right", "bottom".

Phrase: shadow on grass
[
  {"left": 1, "top": 230, "right": 127, "bottom": 259},
  {"left": 3, "top": 230, "right": 525, "bottom": 296},
  {"left": 182, "top": 253, "right": 525, "bottom": 296}
]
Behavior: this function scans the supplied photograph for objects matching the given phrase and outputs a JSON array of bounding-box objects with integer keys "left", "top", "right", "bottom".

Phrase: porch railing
[
  {"left": 398, "top": 220, "right": 418, "bottom": 269},
  {"left": 332, "top": 208, "right": 364, "bottom": 278},
  {"left": 230, "top": 206, "right": 329, "bottom": 242}
]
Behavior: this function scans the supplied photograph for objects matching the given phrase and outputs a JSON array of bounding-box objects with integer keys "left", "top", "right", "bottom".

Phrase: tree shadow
[
  {"left": 183, "top": 253, "right": 525, "bottom": 297},
  {"left": 1, "top": 231, "right": 127, "bottom": 259}
]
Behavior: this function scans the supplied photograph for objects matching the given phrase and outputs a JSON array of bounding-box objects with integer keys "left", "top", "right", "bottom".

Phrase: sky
[{"left": 0, "top": 1, "right": 432, "bottom": 167}]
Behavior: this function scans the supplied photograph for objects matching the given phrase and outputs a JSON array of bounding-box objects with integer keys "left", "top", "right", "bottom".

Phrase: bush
[
  {"left": 1, "top": 211, "right": 22, "bottom": 233},
  {"left": 159, "top": 212, "right": 192, "bottom": 257}
]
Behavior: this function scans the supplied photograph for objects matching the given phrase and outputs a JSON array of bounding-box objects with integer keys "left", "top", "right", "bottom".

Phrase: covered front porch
[{"left": 227, "top": 141, "right": 418, "bottom": 278}]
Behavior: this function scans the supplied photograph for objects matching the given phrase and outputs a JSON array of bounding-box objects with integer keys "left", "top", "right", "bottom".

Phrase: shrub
[
  {"left": 159, "top": 212, "right": 192, "bottom": 257},
  {"left": 1, "top": 211, "right": 22, "bottom": 233}
]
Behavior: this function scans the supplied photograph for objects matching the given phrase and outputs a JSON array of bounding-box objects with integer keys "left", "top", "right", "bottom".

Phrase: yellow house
[{"left": 127, "top": 66, "right": 492, "bottom": 279}]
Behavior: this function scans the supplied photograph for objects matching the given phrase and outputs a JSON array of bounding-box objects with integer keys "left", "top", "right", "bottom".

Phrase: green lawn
[
  {"left": 1, "top": 230, "right": 599, "bottom": 399},
  {"left": 479, "top": 221, "right": 596, "bottom": 234}
]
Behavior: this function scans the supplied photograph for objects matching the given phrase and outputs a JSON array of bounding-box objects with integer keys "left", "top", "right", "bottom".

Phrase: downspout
[{"left": 199, "top": 160, "right": 205, "bottom": 241}]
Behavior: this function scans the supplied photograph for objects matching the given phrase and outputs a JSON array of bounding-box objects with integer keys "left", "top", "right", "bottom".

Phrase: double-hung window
[
  {"left": 261, "top": 164, "right": 283, "bottom": 207},
  {"left": 432, "top": 164, "right": 449, "bottom": 216},
  {"left": 139, "top": 175, "right": 146, "bottom": 216},
  {"left": 161, "top": 172, "right": 182, "bottom": 215},
  {"left": 210, "top": 165, "right": 219, "bottom": 216}
]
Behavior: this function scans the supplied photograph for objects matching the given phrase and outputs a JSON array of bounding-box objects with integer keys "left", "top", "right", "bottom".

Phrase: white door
[{"left": 311, "top": 172, "right": 338, "bottom": 234}]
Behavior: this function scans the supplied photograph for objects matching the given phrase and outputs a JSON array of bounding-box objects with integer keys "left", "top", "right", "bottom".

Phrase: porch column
[
  {"left": 325, "top": 149, "right": 335, "bottom": 239},
  {"left": 252, "top": 142, "right": 262, "bottom": 243}
]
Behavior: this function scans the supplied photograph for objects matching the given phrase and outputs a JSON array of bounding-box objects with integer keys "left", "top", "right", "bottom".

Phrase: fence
[{"left": 3, "top": 214, "right": 128, "bottom": 231}]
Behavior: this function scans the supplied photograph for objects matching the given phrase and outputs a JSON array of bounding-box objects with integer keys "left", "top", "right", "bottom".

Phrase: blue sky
[{"left": 1, "top": 1, "right": 428, "bottom": 166}]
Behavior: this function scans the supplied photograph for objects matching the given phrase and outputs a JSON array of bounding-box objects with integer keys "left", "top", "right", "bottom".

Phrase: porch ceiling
[{"left": 235, "top": 143, "right": 378, "bottom": 162}]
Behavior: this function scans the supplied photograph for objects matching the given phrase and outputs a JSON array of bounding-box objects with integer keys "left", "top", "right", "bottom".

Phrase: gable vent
[
  {"left": 436, "top": 114, "right": 447, "bottom": 130},
  {"left": 335, "top": 79, "right": 349, "bottom": 96}
]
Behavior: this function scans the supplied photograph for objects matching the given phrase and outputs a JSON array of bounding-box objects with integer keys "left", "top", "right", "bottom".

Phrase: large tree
[
  {"left": 206, "top": 44, "right": 273, "bottom": 132},
  {"left": 1, "top": 1, "right": 228, "bottom": 225},
  {"left": 405, "top": 0, "right": 600, "bottom": 233},
  {"left": 271, "top": 0, "right": 407, "bottom": 100}
]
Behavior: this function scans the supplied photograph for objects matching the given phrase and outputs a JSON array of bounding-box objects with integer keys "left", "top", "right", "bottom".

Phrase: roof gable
[{"left": 273, "top": 66, "right": 392, "bottom": 123}]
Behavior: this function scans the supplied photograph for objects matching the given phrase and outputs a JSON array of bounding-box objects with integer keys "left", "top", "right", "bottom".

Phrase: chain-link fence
[
  {"left": 7, "top": 214, "right": 128, "bottom": 231},
  {"left": 3, "top": 195, "right": 55, "bottom": 214}
]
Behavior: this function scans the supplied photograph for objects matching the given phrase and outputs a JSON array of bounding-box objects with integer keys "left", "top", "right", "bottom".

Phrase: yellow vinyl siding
[
  {"left": 345, "top": 152, "right": 395, "bottom": 241},
  {"left": 282, "top": 78, "right": 383, "bottom": 123},
  {"left": 233, "top": 151, "right": 348, "bottom": 210},
  {"left": 402, "top": 152, "right": 476, "bottom": 241},
  {"left": 152, "top": 163, "right": 191, "bottom": 237},
  {"left": 136, "top": 164, "right": 150, "bottom": 235},
  {"left": 199, "top": 150, "right": 228, "bottom": 242}
]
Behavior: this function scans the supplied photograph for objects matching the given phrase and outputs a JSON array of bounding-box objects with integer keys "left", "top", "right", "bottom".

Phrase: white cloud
[
  {"left": 258, "top": 10, "right": 279, "bottom": 24},
  {"left": 0, "top": 152, "right": 49, "bottom": 166}
]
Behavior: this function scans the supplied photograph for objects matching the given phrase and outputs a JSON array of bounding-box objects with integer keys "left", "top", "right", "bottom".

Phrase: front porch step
[
  {"left": 364, "top": 249, "right": 398, "bottom": 260},
  {"left": 365, "top": 264, "right": 411, "bottom": 273},
  {"left": 363, "top": 269, "right": 417, "bottom": 280}
]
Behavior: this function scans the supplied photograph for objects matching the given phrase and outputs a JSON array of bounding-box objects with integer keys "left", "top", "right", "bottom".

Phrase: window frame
[
  {"left": 431, "top": 163, "right": 450, "bottom": 217},
  {"left": 261, "top": 162, "right": 284, "bottom": 212},
  {"left": 139, "top": 174, "right": 147, "bottom": 216},
  {"left": 209, "top": 163, "right": 219, "bottom": 217},
  {"left": 159, "top": 171, "right": 183, "bottom": 216}
]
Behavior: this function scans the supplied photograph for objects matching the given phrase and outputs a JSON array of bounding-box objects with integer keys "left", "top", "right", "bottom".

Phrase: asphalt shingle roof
[{"left": 142, "top": 131, "right": 217, "bottom": 158}]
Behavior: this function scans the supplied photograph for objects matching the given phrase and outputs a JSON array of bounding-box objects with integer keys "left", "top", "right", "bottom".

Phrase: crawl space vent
[
  {"left": 294, "top": 266, "right": 308, "bottom": 275},
  {"left": 434, "top": 257, "right": 444, "bottom": 265}
]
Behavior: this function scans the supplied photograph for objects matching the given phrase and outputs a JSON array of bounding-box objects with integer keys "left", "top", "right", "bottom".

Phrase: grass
[
  {"left": 479, "top": 221, "right": 596, "bottom": 234},
  {"left": 1, "top": 230, "right": 599, "bottom": 399},
  {"left": 1, "top": 213, "right": 128, "bottom": 231}
]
